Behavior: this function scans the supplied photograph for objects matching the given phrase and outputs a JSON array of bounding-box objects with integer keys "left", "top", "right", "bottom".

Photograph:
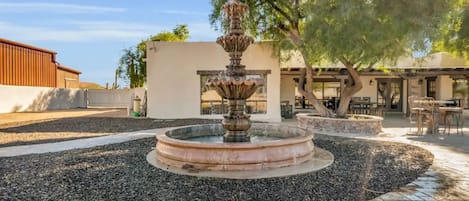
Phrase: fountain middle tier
[{"left": 216, "top": 35, "right": 254, "bottom": 55}]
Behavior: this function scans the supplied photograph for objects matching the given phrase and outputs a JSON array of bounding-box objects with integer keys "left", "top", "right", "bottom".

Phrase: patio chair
[
  {"left": 370, "top": 103, "right": 385, "bottom": 117},
  {"left": 408, "top": 96, "right": 425, "bottom": 135},
  {"left": 420, "top": 97, "right": 440, "bottom": 134}
]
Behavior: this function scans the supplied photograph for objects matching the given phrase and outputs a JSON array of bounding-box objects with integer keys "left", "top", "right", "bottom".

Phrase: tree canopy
[
  {"left": 433, "top": 1, "right": 468, "bottom": 60},
  {"left": 210, "top": 0, "right": 457, "bottom": 117},
  {"left": 118, "top": 24, "right": 189, "bottom": 88}
]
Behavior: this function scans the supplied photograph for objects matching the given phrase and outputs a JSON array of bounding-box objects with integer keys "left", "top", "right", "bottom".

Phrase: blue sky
[{"left": 0, "top": 0, "right": 220, "bottom": 87}]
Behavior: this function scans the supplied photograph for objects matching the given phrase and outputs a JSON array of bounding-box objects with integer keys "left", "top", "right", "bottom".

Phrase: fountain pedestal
[{"left": 223, "top": 99, "right": 251, "bottom": 142}]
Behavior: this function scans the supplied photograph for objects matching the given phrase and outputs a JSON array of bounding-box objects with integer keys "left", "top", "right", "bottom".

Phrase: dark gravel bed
[
  {"left": 0, "top": 118, "right": 221, "bottom": 133},
  {"left": 0, "top": 118, "right": 221, "bottom": 147},
  {"left": 0, "top": 134, "right": 433, "bottom": 201}
]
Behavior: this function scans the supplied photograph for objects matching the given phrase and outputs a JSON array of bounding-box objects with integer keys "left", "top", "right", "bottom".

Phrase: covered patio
[{"left": 280, "top": 52, "right": 469, "bottom": 119}]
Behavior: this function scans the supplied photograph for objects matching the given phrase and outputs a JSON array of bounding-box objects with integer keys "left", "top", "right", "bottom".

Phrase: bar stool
[{"left": 440, "top": 107, "right": 464, "bottom": 135}]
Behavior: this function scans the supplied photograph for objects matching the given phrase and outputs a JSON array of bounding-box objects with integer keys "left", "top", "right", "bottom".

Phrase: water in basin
[{"left": 186, "top": 135, "right": 282, "bottom": 143}]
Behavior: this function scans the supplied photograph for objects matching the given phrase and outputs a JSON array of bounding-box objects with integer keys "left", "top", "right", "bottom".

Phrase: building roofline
[
  {"left": 57, "top": 65, "right": 81, "bottom": 74},
  {"left": 0, "top": 38, "right": 57, "bottom": 54}
]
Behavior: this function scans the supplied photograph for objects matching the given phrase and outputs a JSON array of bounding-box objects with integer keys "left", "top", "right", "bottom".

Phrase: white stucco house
[{"left": 146, "top": 41, "right": 469, "bottom": 122}]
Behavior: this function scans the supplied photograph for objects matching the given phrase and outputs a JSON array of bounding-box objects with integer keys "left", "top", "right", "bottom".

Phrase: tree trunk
[
  {"left": 288, "top": 29, "right": 333, "bottom": 117},
  {"left": 335, "top": 92, "right": 352, "bottom": 118},
  {"left": 335, "top": 63, "right": 363, "bottom": 118},
  {"left": 298, "top": 68, "right": 334, "bottom": 117}
]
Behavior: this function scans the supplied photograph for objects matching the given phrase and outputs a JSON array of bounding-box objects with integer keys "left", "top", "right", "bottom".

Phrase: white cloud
[
  {"left": 66, "top": 20, "right": 157, "bottom": 32},
  {"left": 0, "top": 20, "right": 219, "bottom": 42},
  {"left": 0, "top": 21, "right": 165, "bottom": 42},
  {"left": 0, "top": 2, "right": 125, "bottom": 14}
]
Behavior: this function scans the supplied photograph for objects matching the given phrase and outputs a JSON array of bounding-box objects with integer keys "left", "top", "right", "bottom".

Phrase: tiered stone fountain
[
  {"left": 206, "top": 0, "right": 262, "bottom": 143},
  {"left": 148, "top": 0, "right": 333, "bottom": 178}
]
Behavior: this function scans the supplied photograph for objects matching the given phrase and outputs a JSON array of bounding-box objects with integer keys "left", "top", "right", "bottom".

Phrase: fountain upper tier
[
  {"left": 216, "top": 35, "right": 253, "bottom": 69},
  {"left": 216, "top": 0, "right": 254, "bottom": 71}
]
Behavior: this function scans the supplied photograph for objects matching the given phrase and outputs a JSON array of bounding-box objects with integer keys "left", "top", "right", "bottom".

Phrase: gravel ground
[
  {"left": 0, "top": 118, "right": 221, "bottom": 147},
  {"left": 0, "top": 134, "right": 433, "bottom": 201}
]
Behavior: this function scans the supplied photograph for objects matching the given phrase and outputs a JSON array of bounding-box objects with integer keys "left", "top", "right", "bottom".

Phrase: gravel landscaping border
[
  {"left": 0, "top": 118, "right": 221, "bottom": 147},
  {"left": 0, "top": 134, "right": 433, "bottom": 201}
]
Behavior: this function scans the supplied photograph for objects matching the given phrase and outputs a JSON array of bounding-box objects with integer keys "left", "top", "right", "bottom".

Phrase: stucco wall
[
  {"left": 146, "top": 42, "right": 281, "bottom": 122},
  {"left": 86, "top": 88, "right": 145, "bottom": 109},
  {"left": 87, "top": 89, "right": 132, "bottom": 108},
  {"left": 280, "top": 75, "right": 296, "bottom": 111},
  {"left": 0, "top": 85, "right": 86, "bottom": 113},
  {"left": 354, "top": 76, "right": 378, "bottom": 102},
  {"left": 436, "top": 75, "right": 453, "bottom": 100}
]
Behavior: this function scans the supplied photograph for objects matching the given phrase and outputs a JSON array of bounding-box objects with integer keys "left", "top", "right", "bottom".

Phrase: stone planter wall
[{"left": 297, "top": 113, "right": 383, "bottom": 135}]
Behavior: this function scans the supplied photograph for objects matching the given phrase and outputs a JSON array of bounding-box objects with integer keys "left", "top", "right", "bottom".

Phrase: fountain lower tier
[
  {"left": 207, "top": 76, "right": 264, "bottom": 142},
  {"left": 155, "top": 124, "right": 315, "bottom": 171}
]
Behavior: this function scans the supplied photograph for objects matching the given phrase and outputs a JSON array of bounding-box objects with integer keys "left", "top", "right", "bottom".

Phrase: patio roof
[{"left": 281, "top": 52, "right": 468, "bottom": 70}]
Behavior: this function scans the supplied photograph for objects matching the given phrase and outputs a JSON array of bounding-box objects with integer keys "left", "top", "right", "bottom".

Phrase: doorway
[{"left": 377, "top": 79, "right": 403, "bottom": 112}]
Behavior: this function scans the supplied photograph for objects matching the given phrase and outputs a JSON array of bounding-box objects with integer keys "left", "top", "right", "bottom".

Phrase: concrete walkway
[
  {"left": 369, "top": 128, "right": 469, "bottom": 200},
  {"left": 340, "top": 127, "right": 469, "bottom": 201},
  {"left": 0, "top": 128, "right": 162, "bottom": 157},
  {"left": 278, "top": 114, "right": 469, "bottom": 200}
]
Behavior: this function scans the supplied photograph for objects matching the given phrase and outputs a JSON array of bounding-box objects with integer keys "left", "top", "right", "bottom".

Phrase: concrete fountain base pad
[{"left": 146, "top": 146, "right": 333, "bottom": 179}]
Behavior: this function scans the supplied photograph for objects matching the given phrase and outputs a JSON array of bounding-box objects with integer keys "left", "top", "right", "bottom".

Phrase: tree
[
  {"left": 118, "top": 24, "right": 189, "bottom": 88},
  {"left": 118, "top": 47, "right": 145, "bottom": 88},
  {"left": 210, "top": 0, "right": 456, "bottom": 118},
  {"left": 433, "top": 1, "right": 468, "bottom": 60}
]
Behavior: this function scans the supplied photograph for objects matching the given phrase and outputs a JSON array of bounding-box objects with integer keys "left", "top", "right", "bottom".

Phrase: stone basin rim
[
  {"left": 157, "top": 123, "right": 314, "bottom": 149},
  {"left": 147, "top": 146, "right": 334, "bottom": 179}
]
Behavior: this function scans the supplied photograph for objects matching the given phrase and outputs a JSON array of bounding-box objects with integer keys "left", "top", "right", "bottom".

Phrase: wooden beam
[{"left": 281, "top": 69, "right": 469, "bottom": 77}]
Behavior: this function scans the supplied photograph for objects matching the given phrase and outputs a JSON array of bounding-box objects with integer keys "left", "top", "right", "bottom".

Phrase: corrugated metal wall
[
  {"left": 57, "top": 69, "right": 80, "bottom": 88},
  {"left": 0, "top": 41, "right": 57, "bottom": 87}
]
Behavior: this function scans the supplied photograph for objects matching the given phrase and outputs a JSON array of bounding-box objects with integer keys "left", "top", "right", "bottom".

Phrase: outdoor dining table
[
  {"left": 412, "top": 100, "right": 456, "bottom": 135},
  {"left": 413, "top": 100, "right": 454, "bottom": 105}
]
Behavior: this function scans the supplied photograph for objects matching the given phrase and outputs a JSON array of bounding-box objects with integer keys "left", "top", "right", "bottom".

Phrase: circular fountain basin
[{"left": 154, "top": 124, "right": 317, "bottom": 171}]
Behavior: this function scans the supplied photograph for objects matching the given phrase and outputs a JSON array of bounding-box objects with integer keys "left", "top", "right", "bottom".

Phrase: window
[
  {"left": 294, "top": 79, "right": 341, "bottom": 109},
  {"left": 426, "top": 77, "right": 436, "bottom": 98},
  {"left": 199, "top": 71, "right": 268, "bottom": 115}
]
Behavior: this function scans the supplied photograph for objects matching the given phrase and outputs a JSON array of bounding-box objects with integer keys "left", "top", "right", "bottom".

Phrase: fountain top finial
[
  {"left": 222, "top": 0, "right": 248, "bottom": 19},
  {"left": 216, "top": 0, "right": 253, "bottom": 71}
]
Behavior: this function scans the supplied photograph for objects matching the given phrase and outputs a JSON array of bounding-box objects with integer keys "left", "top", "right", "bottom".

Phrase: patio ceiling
[{"left": 281, "top": 52, "right": 468, "bottom": 72}]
